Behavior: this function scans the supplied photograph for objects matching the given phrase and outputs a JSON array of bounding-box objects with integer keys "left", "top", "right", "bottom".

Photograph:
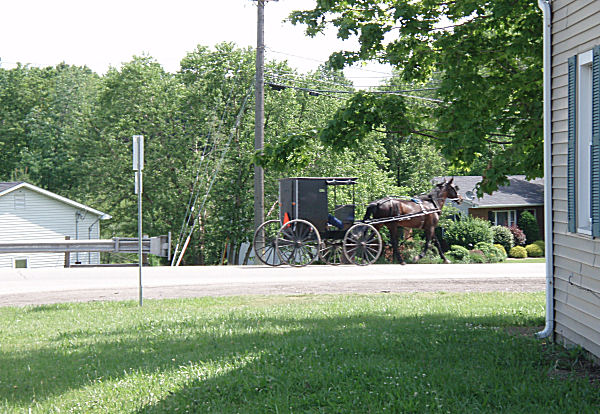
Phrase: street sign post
[{"left": 133, "top": 135, "right": 144, "bottom": 306}]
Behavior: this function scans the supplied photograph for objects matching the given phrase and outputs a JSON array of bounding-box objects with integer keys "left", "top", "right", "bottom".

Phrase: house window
[
  {"left": 492, "top": 210, "right": 517, "bottom": 227},
  {"left": 567, "top": 47, "right": 600, "bottom": 237},
  {"left": 14, "top": 258, "right": 28, "bottom": 268}
]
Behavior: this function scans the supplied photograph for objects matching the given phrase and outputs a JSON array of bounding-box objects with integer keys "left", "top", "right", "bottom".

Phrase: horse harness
[{"left": 410, "top": 197, "right": 432, "bottom": 229}]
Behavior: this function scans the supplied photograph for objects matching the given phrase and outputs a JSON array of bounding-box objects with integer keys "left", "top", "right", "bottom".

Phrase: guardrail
[{"left": 0, "top": 235, "right": 171, "bottom": 258}]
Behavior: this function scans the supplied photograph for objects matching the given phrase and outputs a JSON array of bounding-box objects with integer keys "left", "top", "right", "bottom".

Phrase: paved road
[{"left": 0, "top": 263, "right": 546, "bottom": 307}]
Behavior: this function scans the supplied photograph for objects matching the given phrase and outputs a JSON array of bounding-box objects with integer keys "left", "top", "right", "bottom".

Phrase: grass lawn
[{"left": 1, "top": 293, "right": 598, "bottom": 413}]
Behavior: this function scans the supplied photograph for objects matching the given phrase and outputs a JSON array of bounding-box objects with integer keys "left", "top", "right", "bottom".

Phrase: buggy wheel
[
  {"left": 276, "top": 219, "right": 321, "bottom": 267},
  {"left": 252, "top": 220, "right": 283, "bottom": 266},
  {"left": 320, "top": 239, "right": 344, "bottom": 265},
  {"left": 343, "top": 223, "right": 382, "bottom": 266}
]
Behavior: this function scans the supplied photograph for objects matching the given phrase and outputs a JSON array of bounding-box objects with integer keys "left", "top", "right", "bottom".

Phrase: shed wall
[
  {"left": 0, "top": 188, "right": 101, "bottom": 268},
  {"left": 551, "top": 0, "right": 600, "bottom": 359}
]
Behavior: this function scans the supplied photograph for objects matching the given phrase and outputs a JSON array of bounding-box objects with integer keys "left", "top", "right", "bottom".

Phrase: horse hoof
[
  {"left": 413, "top": 256, "right": 420, "bottom": 263},
  {"left": 400, "top": 262, "right": 406, "bottom": 266},
  {"left": 443, "top": 259, "right": 450, "bottom": 264}
]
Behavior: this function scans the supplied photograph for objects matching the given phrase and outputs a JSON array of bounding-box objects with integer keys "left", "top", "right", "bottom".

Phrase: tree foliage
[
  {"left": 0, "top": 44, "right": 407, "bottom": 265},
  {"left": 289, "top": 0, "right": 543, "bottom": 194}
]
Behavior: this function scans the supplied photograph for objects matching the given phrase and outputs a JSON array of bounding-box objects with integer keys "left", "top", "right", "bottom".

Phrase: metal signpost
[{"left": 133, "top": 135, "right": 144, "bottom": 306}]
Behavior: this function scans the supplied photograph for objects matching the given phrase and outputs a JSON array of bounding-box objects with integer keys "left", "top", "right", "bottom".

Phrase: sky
[{"left": 1, "top": 0, "right": 392, "bottom": 87}]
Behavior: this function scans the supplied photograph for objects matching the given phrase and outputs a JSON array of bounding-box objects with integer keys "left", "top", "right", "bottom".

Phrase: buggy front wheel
[
  {"left": 343, "top": 223, "right": 382, "bottom": 265},
  {"left": 276, "top": 219, "right": 321, "bottom": 267}
]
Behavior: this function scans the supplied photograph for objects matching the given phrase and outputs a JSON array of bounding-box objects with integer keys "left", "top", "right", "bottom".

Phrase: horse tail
[{"left": 363, "top": 203, "right": 377, "bottom": 221}]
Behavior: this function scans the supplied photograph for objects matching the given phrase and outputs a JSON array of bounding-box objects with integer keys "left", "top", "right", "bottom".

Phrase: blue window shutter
[
  {"left": 568, "top": 55, "right": 577, "bottom": 233},
  {"left": 592, "top": 46, "right": 600, "bottom": 237}
]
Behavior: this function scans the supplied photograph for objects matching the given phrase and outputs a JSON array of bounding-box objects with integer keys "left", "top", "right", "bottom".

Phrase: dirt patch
[
  {"left": 504, "top": 326, "right": 600, "bottom": 386},
  {"left": 545, "top": 347, "right": 600, "bottom": 386}
]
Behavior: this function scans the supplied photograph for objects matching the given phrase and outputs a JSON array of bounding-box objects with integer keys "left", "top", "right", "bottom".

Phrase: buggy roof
[{"left": 280, "top": 177, "right": 358, "bottom": 186}]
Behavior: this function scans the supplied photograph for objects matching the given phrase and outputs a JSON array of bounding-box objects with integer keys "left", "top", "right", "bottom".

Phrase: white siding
[
  {"left": 551, "top": 0, "right": 600, "bottom": 360},
  {"left": 0, "top": 188, "right": 102, "bottom": 268}
]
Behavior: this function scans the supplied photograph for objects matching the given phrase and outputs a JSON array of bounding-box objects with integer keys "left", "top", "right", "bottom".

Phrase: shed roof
[
  {"left": 435, "top": 175, "right": 544, "bottom": 208},
  {"left": 0, "top": 182, "right": 111, "bottom": 219}
]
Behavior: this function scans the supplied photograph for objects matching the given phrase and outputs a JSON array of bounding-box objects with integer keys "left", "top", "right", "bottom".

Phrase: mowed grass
[{"left": 1, "top": 293, "right": 598, "bottom": 413}]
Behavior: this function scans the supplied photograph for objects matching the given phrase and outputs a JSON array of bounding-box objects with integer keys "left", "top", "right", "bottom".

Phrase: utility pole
[{"left": 254, "top": 0, "right": 266, "bottom": 235}]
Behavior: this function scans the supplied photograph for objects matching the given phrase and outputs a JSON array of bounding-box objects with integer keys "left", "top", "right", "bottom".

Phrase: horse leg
[
  {"left": 433, "top": 236, "right": 450, "bottom": 264},
  {"left": 414, "top": 226, "right": 434, "bottom": 263},
  {"left": 388, "top": 225, "right": 405, "bottom": 265}
]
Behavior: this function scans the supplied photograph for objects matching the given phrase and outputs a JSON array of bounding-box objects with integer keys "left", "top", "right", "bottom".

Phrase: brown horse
[{"left": 363, "top": 178, "right": 462, "bottom": 264}]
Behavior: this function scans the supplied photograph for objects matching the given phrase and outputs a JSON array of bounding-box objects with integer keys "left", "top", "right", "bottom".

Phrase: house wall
[
  {"left": 0, "top": 188, "right": 101, "bottom": 268},
  {"left": 552, "top": 0, "right": 600, "bottom": 359},
  {"left": 469, "top": 206, "right": 545, "bottom": 240}
]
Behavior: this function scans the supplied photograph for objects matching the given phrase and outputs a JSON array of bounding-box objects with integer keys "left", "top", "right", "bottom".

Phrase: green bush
[
  {"left": 469, "top": 250, "right": 486, "bottom": 263},
  {"left": 509, "top": 246, "right": 528, "bottom": 258},
  {"left": 491, "top": 225, "right": 514, "bottom": 252},
  {"left": 474, "top": 242, "right": 506, "bottom": 263},
  {"left": 533, "top": 240, "right": 545, "bottom": 250},
  {"left": 526, "top": 243, "right": 544, "bottom": 257},
  {"left": 518, "top": 211, "right": 540, "bottom": 244},
  {"left": 494, "top": 244, "right": 508, "bottom": 258},
  {"left": 446, "top": 245, "right": 470, "bottom": 263},
  {"left": 444, "top": 216, "right": 493, "bottom": 249},
  {"left": 399, "top": 239, "right": 443, "bottom": 264}
]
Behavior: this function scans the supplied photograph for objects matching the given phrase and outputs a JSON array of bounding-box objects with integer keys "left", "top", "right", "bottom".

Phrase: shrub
[
  {"left": 518, "top": 211, "right": 540, "bottom": 244},
  {"left": 446, "top": 245, "right": 470, "bottom": 263},
  {"left": 399, "top": 239, "right": 442, "bottom": 264},
  {"left": 533, "top": 240, "right": 545, "bottom": 250},
  {"left": 508, "top": 225, "right": 527, "bottom": 246},
  {"left": 474, "top": 242, "right": 505, "bottom": 263},
  {"left": 509, "top": 245, "right": 528, "bottom": 258},
  {"left": 494, "top": 244, "right": 508, "bottom": 259},
  {"left": 444, "top": 216, "right": 493, "bottom": 249},
  {"left": 491, "top": 225, "right": 514, "bottom": 252},
  {"left": 468, "top": 250, "right": 486, "bottom": 263},
  {"left": 526, "top": 243, "right": 544, "bottom": 257}
]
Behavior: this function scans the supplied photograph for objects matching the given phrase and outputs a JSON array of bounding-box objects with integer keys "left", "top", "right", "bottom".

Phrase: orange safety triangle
[{"left": 283, "top": 212, "right": 290, "bottom": 224}]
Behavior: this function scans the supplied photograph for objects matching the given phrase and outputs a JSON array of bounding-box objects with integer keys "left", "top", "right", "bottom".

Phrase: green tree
[
  {"left": 517, "top": 210, "right": 540, "bottom": 243},
  {"left": 0, "top": 64, "right": 100, "bottom": 194},
  {"left": 82, "top": 56, "right": 190, "bottom": 246},
  {"left": 289, "top": 0, "right": 542, "bottom": 194}
]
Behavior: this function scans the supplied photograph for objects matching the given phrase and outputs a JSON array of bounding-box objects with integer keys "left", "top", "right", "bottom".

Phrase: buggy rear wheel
[
  {"left": 343, "top": 223, "right": 382, "bottom": 265},
  {"left": 320, "top": 239, "right": 344, "bottom": 265},
  {"left": 276, "top": 219, "right": 321, "bottom": 267},
  {"left": 252, "top": 219, "right": 283, "bottom": 266}
]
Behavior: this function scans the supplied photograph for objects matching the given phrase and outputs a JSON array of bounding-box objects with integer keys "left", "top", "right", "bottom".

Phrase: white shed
[{"left": 0, "top": 182, "right": 111, "bottom": 268}]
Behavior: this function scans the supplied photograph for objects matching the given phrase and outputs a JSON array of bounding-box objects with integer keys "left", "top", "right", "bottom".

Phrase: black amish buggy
[{"left": 252, "top": 177, "right": 383, "bottom": 267}]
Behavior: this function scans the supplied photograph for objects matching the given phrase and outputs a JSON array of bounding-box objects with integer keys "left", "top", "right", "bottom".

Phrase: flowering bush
[{"left": 508, "top": 225, "right": 526, "bottom": 246}]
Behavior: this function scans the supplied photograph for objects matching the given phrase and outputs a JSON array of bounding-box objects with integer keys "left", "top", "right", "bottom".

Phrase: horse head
[{"left": 436, "top": 178, "right": 462, "bottom": 204}]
